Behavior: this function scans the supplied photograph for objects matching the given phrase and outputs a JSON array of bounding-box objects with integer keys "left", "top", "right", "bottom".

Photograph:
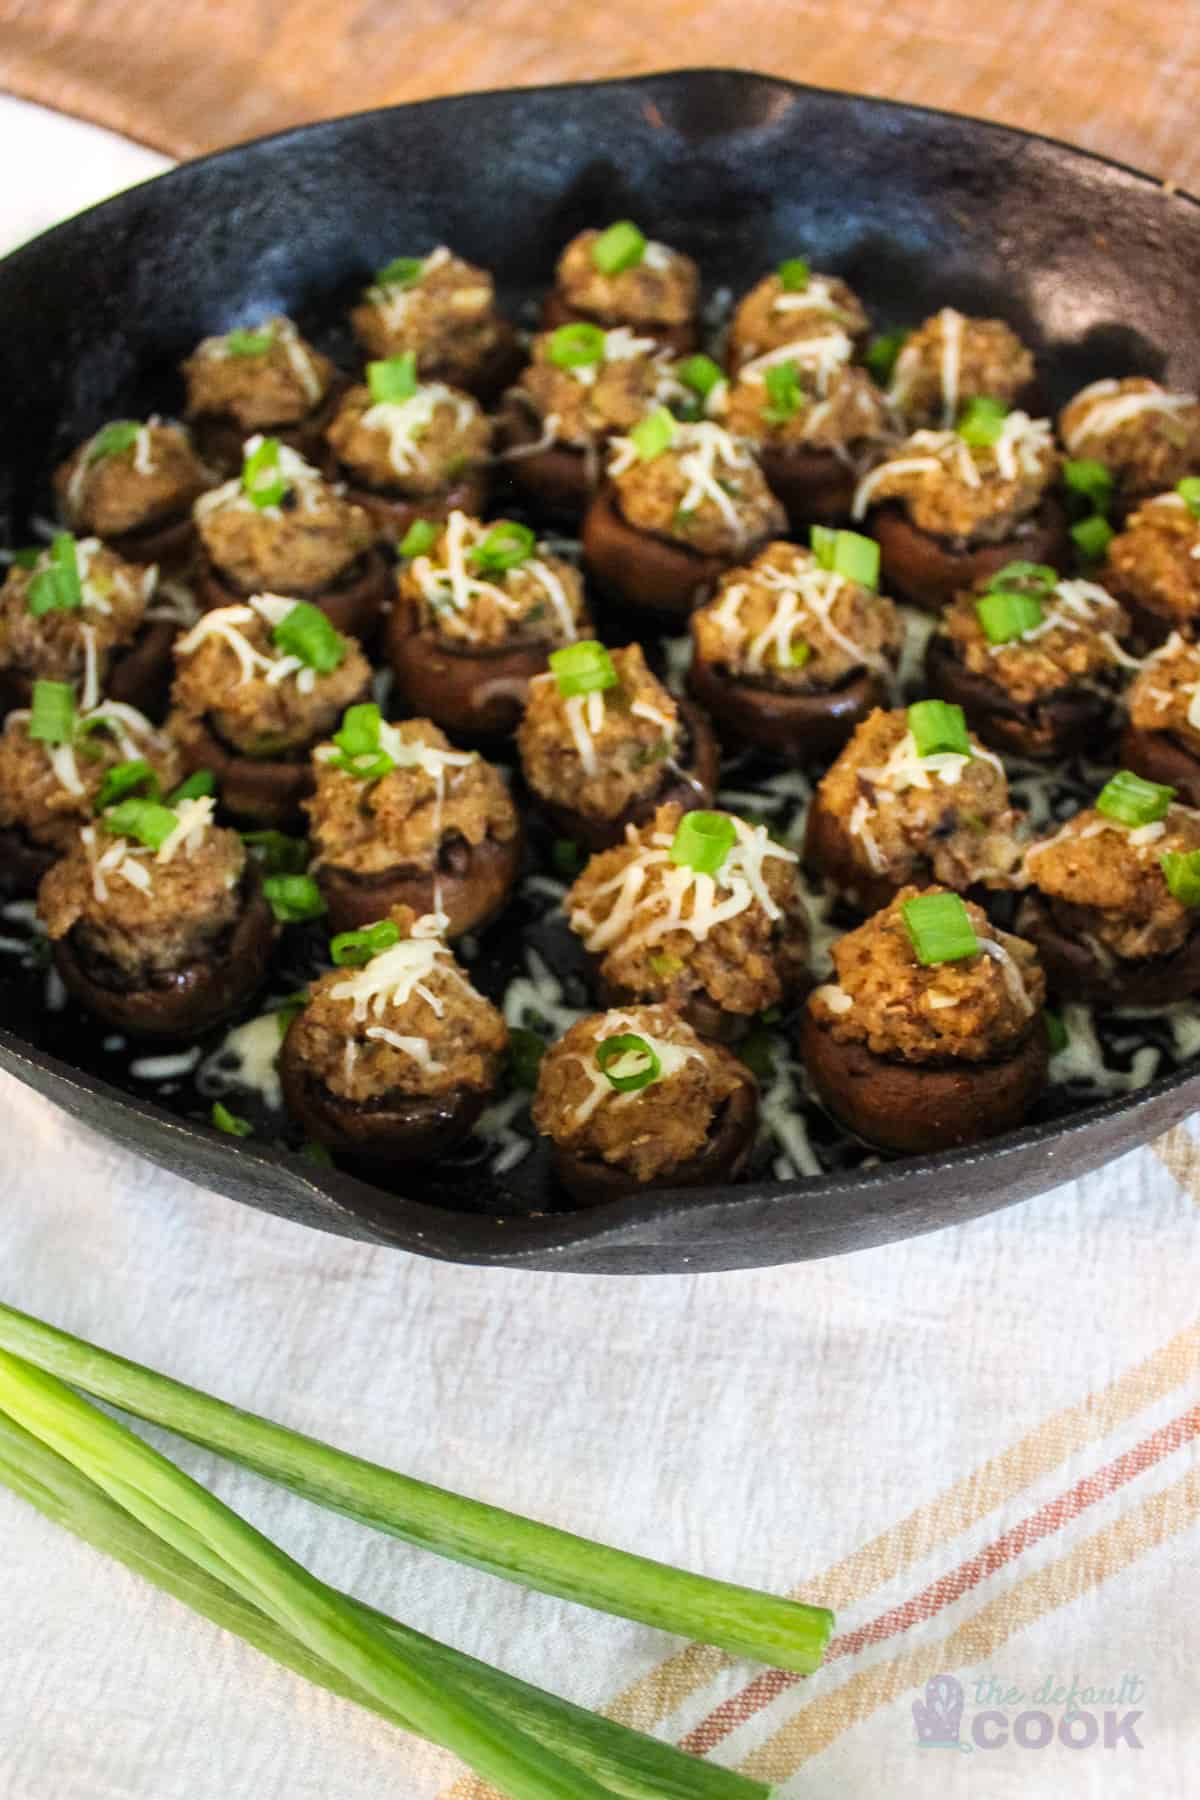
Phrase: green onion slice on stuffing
[
  {"left": 1161, "top": 848, "right": 1200, "bottom": 906},
  {"left": 1095, "top": 769, "right": 1175, "bottom": 828},
  {"left": 675, "top": 354, "right": 724, "bottom": 401},
  {"left": 1071, "top": 514, "right": 1113, "bottom": 561},
  {"left": 28, "top": 679, "right": 77, "bottom": 746},
  {"left": 957, "top": 395, "right": 1009, "bottom": 447},
  {"left": 224, "top": 327, "right": 275, "bottom": 358},
  {"left": 809, "top": 525, "right": 880, "bottom": 590},
  {"left": 398, "top": 519, "right": 440, "bottom": 559},
  {"left": 762, "top": 360, "right": 804, "bottom": 425},
  {"left": 1176, "top": 477, "right": 1200, "bottom": 519},
  {"left": 95, "top": 759, "right": 160, "bottom": 811},
  {"left": 87, "top": 420, "right": 141, "bottom": 461},
  {"left": 546, "top": 323, "right": 607, "bottom": 369},
  {"left": 902, "top": 891, "right": 980, "bottom": 966},
  {"left": 984, "top": 560, "right": 1058, "bottom": 596},
  {"left": 262, "top": 874, "right": 326, "bottom": 924},
  {"left": 864, "top": 330, "right": 907, "bottom": 385},
  {"left": 591, "top": 221, "right": 646, "bottom": 275},
  {"left": 367, "top": 353, "right": 419, "bottom": 405},
  {"left": 1063, "top": 458, "right": 1114, "bottom": 513},
  {"left": 670, "top": 810, "right": 737, "bottom": 876},
  {"left": 329, "top": 703, "right": 394, "bottom": 780},
  {"left": 330, "top": 919, "right": 402, "bottom": 968},
  {"left": 549, "top": 640, "right": 617, "bottom": 699},
  {"left": 374, "top": 255, "right": 425, "bottom": 290},
  {"left": 241, "top": 437, "right": 289, "bottom": 510},
  {"left": 272, "top": 602, "right": 346, "bottom": 673},
  {"left": 104, "top": 798, "right": 179, "bottom": 850},
  {"left": 169, "top": 770, "right": 216, "bottom": 805},
  {"left": 629, "top": 406, "right": 676, "bottom": 462},
  {"left": 26, "top": 533, "right": 83, "bottom": 617},
  {"left": 776, "top": 257, "right": 810, "bottom": 292},
  {"left": 908, "top": 698, "right": 971, "bottom": 758},
  {"left": 976, "top": 589, "right": 1044, "bottom": 644},
  {"left": 470, "top": 520, "right": 536, "bottom": 575},
  {"left": 595, "top": 1033, "right": 662, "bottom": 1093}
]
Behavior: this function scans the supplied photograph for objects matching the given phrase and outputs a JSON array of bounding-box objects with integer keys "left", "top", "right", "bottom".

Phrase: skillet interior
[{"left": 1, "top": 67, "right": 1198, "bottom": 1273}]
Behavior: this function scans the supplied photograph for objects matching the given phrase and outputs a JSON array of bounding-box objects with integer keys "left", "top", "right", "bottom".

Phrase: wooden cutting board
[{"left": 0, "top": 2, "right": 1197, "bottom": 189}]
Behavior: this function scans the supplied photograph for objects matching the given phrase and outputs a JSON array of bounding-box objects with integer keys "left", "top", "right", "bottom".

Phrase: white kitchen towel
[{"left": 1, "top": 98, "right": 1198, "bottom": 1800}]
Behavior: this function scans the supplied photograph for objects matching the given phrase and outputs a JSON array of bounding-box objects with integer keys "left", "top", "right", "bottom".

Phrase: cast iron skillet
[{"left": 1, "top": 68, "right": 1198, "bottom": 1274}]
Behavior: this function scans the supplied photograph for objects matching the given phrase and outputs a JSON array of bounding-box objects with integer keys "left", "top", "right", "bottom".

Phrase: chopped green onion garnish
[
  {"left": 1064, "top": 458, "right": 1114, "bottom": 513},
  {"left": 1043, "top": 1009, "right": 1069, "bottom": 1055},
  {"left": 648, "top": 951, "right": 683, "bottom": 979},
  {"left": 669, "top": 810, "right": 737, "bottom": 876},
  {"left": 675, "top": 354, "right": 724, "bottom": 401},
  {"left": 367, "top": 353, "right": 419, "bottom": 405},
  {"left": 103, "top": 798, "right": 178, "bottom": 850},
  {"left": 272, "top": 602, "right": 346, "bottom": 673},
  {"left": 211, "top": 1101, "right": 253, "bottom": 1137},
  {"left": 629, "top": 406, "right": 676, "bottom": 462},
  {"left": 776, "top": 258, "right": 810, "bottom": 292},
  {"left": 551, "top": 838, "right": 583, "bottom": 877},
  {"left": 262, "top": 874, "right": 326, "bottom": 924},
  {"left": 95, "top": 759, "right": 159, "bottom": 811},
  {"left": 1176, "top": 477, "right": 1200, "bottom": 519},
  {"left": 738, "top": 1029, "right": 775, "bottom": 1082},
  {"left": 786, "top": 638, "right": 811, "bottom": 668},
  {"left": 546, "top": 322, "right": 607, "bottom": 368},
  {"left": 272, "top": 991, "right": 309, "bottom": 1038},
  {"left": 470, "top": 520, "right": 536, "bottom": 575},
  {"left": 908, "top": 698, "right": 971, "bottom": 758},
  {"left": 333, "top": 701, "right": 383, "bottom": 755},
  {"left": 595, "top": 1033, "right": 662, "bottom": 1092},
  {"left": 1161, "top": 848, "right": 1200, "bottom": 906},
  {"left": 88, "top": 420, "right": 141, "bottom": 461},
  {"left": 508, "top": 1028, "right": 546, "bottom": 1090},
  {"left": 1095, "top": 768, "right": 1175, "bottom": 828},
  {"left": 809, "top": 525, "right": 879, "bottom": 589},
  {"left": 241, "top": 829, "right": 309, "bottom": 875},
  {"left": 375, "top": 255, "right": 424, "bottom": 290},
  {"left": 1071, "top": 514, "right": 1113, "bottom": 561},
  {"left": 984, "top": 560, "right": 1058, "bottom": 597},
  {"left": 976, "top": 590, "right": 1044, "bottom": 644},
  {"left": 242, "top": 437, "right": 289, "bottom": 510},
  {"left": 330, "top": 919, "right": 402, "bottom": 967},
  {"left": 957, "top": 395, "right": 1010, "bottom": 447},
  {"left": 10, "top": 547, "right": 41, "bottom": 569},
  {"left": 398, "top": 518, "right": 440, "bottom": 559},
  {"left": 27, "top": 532, "right": 82, "bottom": 617},
  {"left": 592, "top": 221, "right": 646, "bottom": 275},
  {"left": 28, "top": 679, "right": 76, "bottom": 745},
  {"left": 864, "top": 330, "right": 907, "bottom": 385},
  {"left": 549, "top": 640, "right": 617, "bottom": 698},
  {"left": 224, "top": 327, "right": 275, "bottom": 357},
  {"left": 168, "top": 770, "right": 216, "bottom": 805},
  {"left": 902, "top": 891, "right": 980, "bottom": 966},
  {"left": 762, "top": 360, "right": 804, "bottom": 425}
]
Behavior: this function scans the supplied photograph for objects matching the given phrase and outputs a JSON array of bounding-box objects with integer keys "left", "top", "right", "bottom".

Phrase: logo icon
[{"left": 913, "top": 1675, "right": 972, "bottom": 1751}]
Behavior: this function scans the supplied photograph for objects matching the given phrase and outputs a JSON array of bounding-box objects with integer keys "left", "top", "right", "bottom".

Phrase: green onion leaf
[
  {"left": 28, "top": 679, "right": 76, "bottom": 745},
  {"left": 738, "top": 1029, "right": 775, "bottom": 1082},
  {"left": 864, "top": 330, "right": 907, "bottom": 385},
  {"left": 88, "top": 420, "right": 141, "bottom": 461},
  {"left": 902, "top": 891, "right": 980, "bottom": 965},
  {"left": 546, "top": 322, "right": 607, "bottom": 369},
  {"left": 809, "top": 524, "right": 838, "bottom": 569},
  {"left": 104, "top": 797, "right": 179, "bottom": 850},
  {"left": 95, "top": 759, "right": 160, "bottom": 811},
  {"left": 1095, "top": 768, "right": 1175, "bottom": 828},
  {"left": 272, "top": 991, "right": 310, "bottom": 1039},
  {"left": 470, "top": 520, "right": 536, "bottom": 575},
  {"left": 957, "top": 395, "right": 1010, "bottom": 447},
  {"left": 629, "top": 406, "right": 676, "bottom": 462},
  {"left": 776, "top": 257, "right": 810, "bottom": 292},
  {"left": 211, "top": 1101, "right": 253, "bottom": 1137},
  {"left": 809, "top": 524, "right": 880, "bottom": 589},
  {"left": 508, "top": 1028, "right": 546, "bottom": 1091},
  {"left": 670, "top": 810, "right": 736, "bottom": 876},
  {"left": 550, "top": 640, "right": 618, "bottom": 699},
  {"left": 675, "top": 354, "right": 724, "bottom": 401},
  {"left": 1161, "top": 848, "right": 1200, "bottom": 906},
  {"left": 984, "top": 560, "right": 1058, "bottom": 596},
  {"left": 398, "top": 518, "right": 440, "bottom": 559},
  {"left": 367, "top": 353, "right": 419, "bottom": 405},
  {"left": 1071, "top": 514, "right": 1113, "bottom": 562},
  {"left": 242, "top": 437, "right": 289, "bottom": 510},
  {"left": 976, "top": 589, "right": 1044, "bottom": 644},
  {"left": 26, "top": 532, "right": 83, "bottom": 617},
  {"left": 241, "top": 829, "right": 309, "bottom": 875},
  {"left": 329, "top": 702, "right": 393, "bottom": 779},
  {"left": 375, "top": 255, "right": 425, "bottom": 290},
  {"left": 908, "top": 698, "right": 971, "bottom": 758},
  {"left": 224, "top": 327, "right": 275, "bottom": 357},
  {"left": 272, "top": 602, "right": 346, "bottom": 673},
  {"left": 1063, "top": 458, "right": 1114, "bottom": 514},
  {"left": 330, "top": 919, "right": 402, "bottom": 967},
  {"left": 762, "top": 360, "right": 804, "bottom": 425},
  {"left": 785, "top": 638, "right": 811, "bottom": 669},
  {"left": 10, "top": 546, "right": 41, "bottom": 569},
  {"left": 169, "top": 770, "right": 217, "bottom": 805},
  {"left": 551, "top": 838, "right": 583, "bottom": 878},
  {"left": 1043, "top": 1009, "right": 1069, "bottom": 1055},
  {"left": 592, "top": 220, "right": 646, "bottom": 275},
  {"left": 263, "top": 874, "right": 326, "bottom": 924},
  {"left": 648, "top": 951, "right": 683, "bottom": 979},
  {"left": 1176, "top": 476, "right": 1200, "bottom": 519},
  {"left": 595, "top": 1032, "right": 662, "bottom": 1092}
]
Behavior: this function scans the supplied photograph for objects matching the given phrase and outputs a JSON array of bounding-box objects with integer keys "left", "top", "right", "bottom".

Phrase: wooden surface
[{"left": 1, "top": 0, "right": 1198, "bottom": 189}]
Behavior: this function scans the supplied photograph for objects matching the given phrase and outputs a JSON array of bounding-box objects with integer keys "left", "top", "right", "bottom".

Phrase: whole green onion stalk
[{"left": 0, "top": 1302, "right": 832, "bottom": 1674}]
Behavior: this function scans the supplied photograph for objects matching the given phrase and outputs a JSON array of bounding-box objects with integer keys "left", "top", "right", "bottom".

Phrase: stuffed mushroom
[
  {"left": 925, "top": 561, "right": 1134, "bottom": 758},
  {"left": 688, "top": 534, "right": 902, "bottom": 758},
  {"left": 565, "top": 803, "right": 810, "bottom": 1040},
  {"left": 168, "top": 596, "right": 373, "bottom": 825},
  {"left": 851, "top": 404, "right": 1067, "bottom": 610},
  {"left": 182, "top": 318, "right": 341, "bottom": 476},
  {"left": 726, "top": 259, "right": 870, "bottom": 372},
  {"left": 279, "top": 906, "right": 508, "bottom": 1163},
  {"left": 37, "top": 793, "right": 275, "bottom": 1038},
  {"left": 54, "top": 417, "right": 212, "bottom": 570},
  {"left": 802, "top": 885, "right": 1048, "bottom": 1153},
  {"left": 582, "top": 413, "right": 786, "bottom": 616},
  {"left": 543, "top": 222, "right": 700, "bottom": 355},
  {"left": 305, "top": 705, "right": 521, "bottom": 938},
  {"left": 884, "top": 309, "right": 1037, "bottom": 429},
  {"left": 532, "top": 1004, "right": 758, "bottom": 1203},
  {"left": 350, "top": 247, "right": 519, "bottom": 398},
  {"left": 193, "top": 436, "right": 386, "bottom": 641},
  {"left": 1017, "top": 771, "right": 1200, "bottom": 1005},
  {"left": 805, "top": 702, "right": 1025, "bottom": 913},
  {"left": 1101, "top": 484, "right": 1200, "bottom": 648},
  {"left": 386, "top": 511, "right": 591, "bottom": 740},
  {"left": 1122, "top": 633, "right": 1200, "bottom": 806},
  {"left": 517, "top": 641, "right": 717, "bottom": 850},
  {"left": 1058, "top": 378, "right": 1200, "bottom": 513}
]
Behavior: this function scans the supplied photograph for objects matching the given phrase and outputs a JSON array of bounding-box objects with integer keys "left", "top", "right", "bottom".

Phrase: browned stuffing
[
  {"left": 1128, "top": 635, "right": 1200, "bottom": 753},
  {"left": 515, "top": 330, "right": 671, "bottom": 443},
  {"left": 857, "top": 425, "right": 1058, "bottom": 541},
  {"left": 351, "top": 250, "right": 510, "bottom": 385},
  {"left": 1103, "top": 496, "right": 1200, "bottom": 633},
  {"left": 727, "top": 270, "right": 868, "bottom": 369},
  {"left": 887, "top": 312, "right": 1035, "bottom": 428},
  {"left": 940, "top": 577, "right": 1129, "bottom": 704},
  {"left": 1022, "top": 804, "right": 1200, "bottom": 961},
  {"left": 555, "top": 230, "right": 698, "bottom": 329},
  {"left": 611, "top": 425, "right": 786, "bottom": 557},
  {"left": 55, "top": 423, "right": 212, "bottom": 538},
  {"left": 183, "top": 319, "right": 335, "bottom": 429},
  {"left": 326, "top": 383, "right": 491, "bottom": 495},
  {"left": 722, "top": 364, "right": 890, "bottom": 454},
  {"left": 196, "top": 470, "right": 376, "bottom": 596},
  {"left": 517, "top": 643, "right": 679, "bottom": 819},
  {"left": 398, "top": 515, "right": 588, "bottom": 648},
  {"left": 1059, "top": 379, "right": 1200, "bottom": 501},
  {"left": 0, "top": 709, "right": 181, "bottom": 851},
  {"left": 0, "top": 543, "right": 148, "bottom": 686}
]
